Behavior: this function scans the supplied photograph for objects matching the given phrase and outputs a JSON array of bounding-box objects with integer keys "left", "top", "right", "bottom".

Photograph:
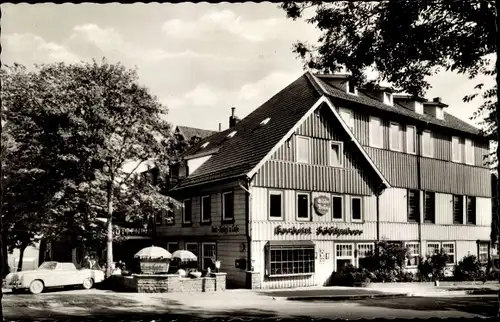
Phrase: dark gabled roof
[
  {"left": 172, "top": 74, "right": 322, "bottom": 190},
  {"left": 313, "top": 75, "right": 480, "bottom": 136},
  {"left": 175, "top": 126, "right": 216, "bottom": 141}
]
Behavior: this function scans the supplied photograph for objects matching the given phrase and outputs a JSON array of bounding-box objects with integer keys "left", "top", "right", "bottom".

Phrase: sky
[{"left": 1, "top": 3, "right": 495, "bottom": 132}]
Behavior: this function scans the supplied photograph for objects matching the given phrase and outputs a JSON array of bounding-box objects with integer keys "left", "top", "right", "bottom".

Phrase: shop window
[
  {"left": 351, "top": 197, "right": 362, "bottom": 222},
  {"left": 405, "top": 242, "right": 420, "bottom": 267},
  {"left": 336, "top": 244, "right": 354, "bottom": 271},
  {"left": 453, "top": 195, "right": 464, "bottom": 224},
  {"left": 427, "top": 242, "right": 440, "bottom": 256},
  {"left": 424, "top": 191, "right": 435, "bottom": 223},
  {"left": 267, "top": 246, "right": 315, "bottom": 276},
  {"left": 296, "top": 193, "right": 310, "bottom": 221},
  {"left": 201, "top": 195, "right": 212, "bottom": 223},
  {"left": 296, "top": 136, "right": 310, "bottom": 163},
  {"left": 167, "top": 242, "right": 179, "bottom": 253},
  {"left": 202, "top": 242, "right": 217, "bottom": 270},
  {"left": 182, "top": 199, "right": 192, "bottom": 225},
  {"left": 222, "top": 191, "right": 234, "bottom": 221},
  {"left": 332, "top": 195, "right": 343, "bottom": 220},
  {"left": 478, "top": 242, "right": 489, "bottom": 263},
  {"left": 357, "top": 243, "right": 374, "bottom": 269},
  {"left": 269, "top": 191, "right": 283, "bottom": 220},
  {"left": 407, "top": 190, "right": 420, "bottom": 222},
  {"left": 330, "top": 141, "right": 343, "bottom": 167},
  {"left": 467, "top": 196, "right": 476, "bottom": 225},
  {"left": 442, "top": 242, "right": 455, "bottom": 264}
]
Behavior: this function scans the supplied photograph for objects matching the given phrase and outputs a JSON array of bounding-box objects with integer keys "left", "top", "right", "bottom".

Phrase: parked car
[{"left": 4, "top": 261, "right": 105, "bottom": 294}]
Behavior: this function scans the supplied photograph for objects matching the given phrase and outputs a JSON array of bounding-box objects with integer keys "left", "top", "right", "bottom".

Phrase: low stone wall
[{"left": 133, "top": 272, "right": 226, "bottom": 293}]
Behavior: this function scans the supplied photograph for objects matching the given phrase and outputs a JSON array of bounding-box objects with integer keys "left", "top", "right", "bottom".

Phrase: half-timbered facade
[{"left": 159, "top": 72, "right": 493, "bottom": 289}]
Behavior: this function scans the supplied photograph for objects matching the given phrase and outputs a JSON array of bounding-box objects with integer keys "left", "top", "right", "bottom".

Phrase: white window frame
[
  {"left": 436, "top": 107, "right": 444, "bottom": 120},
  {"left": 351, "top": 196, "right": 363, "bottom": 222},
  {"left": 451, "top": 136, "right": 461, "bottom": 163},
  {"left": 335, "top": 243, "right": 355, "bottom": 271},
  {"left": 222, "top": 191, "right": 234, "bottom": 221},
  {"left": 329, "top": 141, "right": 343, "bottom": 167},
  {"left": 339, "top": 107, "right": 354, "bottom": 132},
  {"left": 478, "top": 242, "right": 489, "bottom": 263},
  {"left": 268, "top": 190, "right": 284, "bottom": 220},
  {"left": 201, "top": 195, "right": 211, "bottom": 223},
  {"left": 182, "top": 199, "right": 192, "bottom": 224},
  {"left": 331, "top": 194, "right": 344, "bottom": 221},
  {"left": 369, "top": 116, "right": 384, "bottom": 148},
  {"left": 166, "top": 242, "right": 179, "bottom": 253},
  {"left": 389, "top": 122, "right": 403, "bottom": 152},
  {"left": 201, "top": 242, "right": 217, "bottom": 270},
  {"left": 383, "top": 92, "right": 393, "bottom": 106},
  {"left": 406, "top": 125, "right": 417, "bottom": 155},
  {"left": 296, "top": 136, "right": 311, "bottom": 164},
  {"left": 296, "top": 192, "right": 311, "bottom": 221},
  {"left": 356, "top": 243, "right": 375, "bottom": 268},
  {"left": 422, "top": 131, "right": 434, "bottom": 158},
  {"left": 465, "top": 138, "right": 474, "bottom": 165},
  {"left": 346, "top": 81, "right": 358, "bottom": 96},
  {"left": 442, "top": 242, "right": 456, "bottom": 265},
  {"left": 426, "top": 242, "right": 440, "bottom": 257},
  {"left": 405, "top": 242, "right": 420, "bottom": 268}
]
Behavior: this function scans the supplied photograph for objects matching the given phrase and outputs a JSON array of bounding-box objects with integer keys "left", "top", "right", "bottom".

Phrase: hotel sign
[
  {"left": 212, "top": 224, "right": 240, "bottom": 234},
  {"left": 313, "top": 196, "right": 331, "bottom": 216},
  {"left": 274, "top": 225, "right": 363, "bottom": 236}
]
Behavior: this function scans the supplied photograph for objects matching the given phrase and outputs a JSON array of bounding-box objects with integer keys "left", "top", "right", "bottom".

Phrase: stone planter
[{"left": 139, "top": 258, "right": 170, "bottom": 274}]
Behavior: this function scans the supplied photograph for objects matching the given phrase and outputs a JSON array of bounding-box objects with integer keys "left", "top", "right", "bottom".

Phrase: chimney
[
  {"left": 433, "top": 97, "right": 442, "bottom": 103},
  {"left": 218, "top": 122, "right": 222, "bottom": 132},
  {"left": 229, "top": 107, "right": 239, "bottom": 128}
]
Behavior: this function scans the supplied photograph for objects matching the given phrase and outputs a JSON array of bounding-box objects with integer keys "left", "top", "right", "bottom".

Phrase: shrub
[
  {"left": 417, "top": 251, "right": 448, "bottom": 282},
  {"left": 328, "top": 264, "right": 373, "bottom": 287},
  {"left": 358, "top": 240, "right": 409, "bottom": 283},
  {"left": 454, "top": 255, "right": 485, "bottom": 281},
  {"left": 397, "top": 271, "right": 418, "bottom": 282}
]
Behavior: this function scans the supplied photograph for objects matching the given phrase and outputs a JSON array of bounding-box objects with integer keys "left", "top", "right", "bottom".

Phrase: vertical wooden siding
[
  {"left": 434, "top": 132, "right": 451, "bottom": 161},
  {"left": 379, "top": 188, "right": 408, "bottom": 223},
  {"left": 435, "top": 193, "right": 453, "bottom": 225},
  {"left": 476, "top": 197, "right": 492, "bottom": 227},
  {"left": 474, "top": 141, "right": 490, "bottom": 167}
]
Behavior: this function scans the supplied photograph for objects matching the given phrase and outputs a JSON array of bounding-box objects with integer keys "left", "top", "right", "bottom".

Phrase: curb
[{"left": 286, "top": 292, "right": 409, "bottom": 301}]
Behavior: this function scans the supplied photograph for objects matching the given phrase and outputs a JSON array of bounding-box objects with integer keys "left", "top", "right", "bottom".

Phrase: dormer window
[
  {"left": 383, "top": 92, "right": 393, "bottom": 106},
  {"left": 414, "top": 101, "right": 424, "bottom": 115},
  {"left": 435, "top": 107, "right": 444, "bottom": 120},
  {"left": 346, "top": 81, "right": 357, "bottom": 95},
  {"left": 201, "top": 142, "right": 209, "bottom": 148},
  {"left": 227, "top": 131, "right": 237, "bottom": 138},
  {"left": 260, "top": 117, "right": 271, "bottom": 126}
]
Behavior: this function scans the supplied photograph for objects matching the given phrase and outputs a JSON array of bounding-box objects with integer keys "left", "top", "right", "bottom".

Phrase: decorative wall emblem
[{"left": 313, "top": 196, "right": 331, "bottom": 216}]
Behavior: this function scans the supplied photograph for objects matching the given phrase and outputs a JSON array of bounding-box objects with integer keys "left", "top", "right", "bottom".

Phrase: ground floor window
[
  {"left": 478, "top": 242, "right": 489, "bottom": 263},
  {"left": 405, "top": 242, "right": 420, "bottom": 267},
  {"left": 202, "top": 242, "right": 217, "bottom": 270},
  {"left": 426, "top": 242, "right": 440, "bottom": 256},
  {"left": 442, "top": 242, "right": 456, "bottom": 264},
  {"left": 357, "top": 243, "right": 374, "bottom": 269},
  {"left": 267, "top": 246, "right": 315, "bottom": 276},
  {"left": 336, "top": 243, "right": 354, "bottom": 271}
]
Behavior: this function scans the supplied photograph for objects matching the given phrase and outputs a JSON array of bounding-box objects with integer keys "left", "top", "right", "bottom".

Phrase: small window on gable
[
  {"left": 296, "top": 136, "right": 310, "bottom": 163},
  {"left": 201, "top": 142, "right": 209, "bottom": 149},
  {"left": 260, "top": 117, "right": 271, "bottom": 126},
  {"left": 330, "top": 141, "right": 343, "bottom": 167},
  {"left": 227, "top": 131, "right": 237, "bottom": 138}
]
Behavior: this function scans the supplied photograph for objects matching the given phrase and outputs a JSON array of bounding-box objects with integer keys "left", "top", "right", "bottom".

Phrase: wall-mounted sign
[
  {"left": 140, "top": 261, "right": 169, "bottom": 274},
  {"left": 274, "top": 225, "right": 312, "bottom": 235},
  {"left": 313, "top": 196, "right": 331, "bottom": 216},
  {"left": 316, "top": 226, "right": 363, "bottom": 236},
  {"left": 212, "top": 224, "right": 240, "bottom": 234}
]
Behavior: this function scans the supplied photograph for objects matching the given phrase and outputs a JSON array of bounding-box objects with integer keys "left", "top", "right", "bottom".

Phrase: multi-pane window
[
  {"left": 465, "top": 138, "right": 474, "bottom": 165},
  {"left": 406, "top": 125, "right": 417, "bottom": 154},
  {"left": 357, "top": 243, "right": 374, "bottom": 268},
  {"left": 427, "top": 243, "right": 440, "bottom": 256},
  {"left": 155, "top": 211, "right": 163, "bottom": 225},
  {"left": 297, "top": 193, "right": 310, "bottom": 220},
  {"left": 202, "top": 242, "right": 217, "bottom": 270},
  {"left": 389, "top": 122, "right": 403, "bottom": 151},
  {"left": 405, "top": 242, "right": 420, "bottom": 267},
  {"left": 201, "top": 195, "right": 211, "bottom": 223},
  {"left": 222, "top": 191, "right": 234, "bottom": 221},
  {"left": 442, "top": 242, "right": 455, "bottom": 264},
  {"left": 268, "top": 246, "right": 315, "bottom": 276},
  {"left": 330, "top": 141, "right": 343, "bottom": 167},
  {"left": 478, "top": 243, "right": 489, "bottom": 263},
  {"left": 183, "top": 199, "right": 192, "bottom": 224},
  {"left": 408, "top": 190, "right": 420, "bottom": 222},
  {"left": 336, "top": 244, "right": 354, "bottom": 271},
  {"left": 297, "top": 136, "right": 310, "bottom": 163},
  {"left": 166, "top": 242, "right": 179, "bottom": 253},
  {"left": 452, "top": 136, "right": 462, "bottom": 162},
  {"left": 466, "top": 196, "right": 476, "bottom": 225},
  {"left": 424, "top": 192, "right": 435, "bottom": 223},
  {"left": 369, "top": 116, "right": 383, "bottom": 148},
  {"left": 269, "top": 191, "right": 283, "bottom": 219},
  {"left": 453, "top": 195, "right": 464, "bottom": 224},
  {"left": 351, "top": 197, "right": 362, "bottom": 222},
  {"left": 339, "top": 107, "right": 354, "bottom": 132},
  {"left": 332, "top": 195, "right": 343, "bottom": 220},
  {"left": 185, "top": 243, "right": 199, "bottom": 261},
  {"left": 422, "top": 131, "right": 434, "bottom": 157}
]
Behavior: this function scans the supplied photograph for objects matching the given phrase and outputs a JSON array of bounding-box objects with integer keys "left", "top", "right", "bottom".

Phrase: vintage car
[{"left": 4, "top": 261, "right": 105, "bottom": 294}]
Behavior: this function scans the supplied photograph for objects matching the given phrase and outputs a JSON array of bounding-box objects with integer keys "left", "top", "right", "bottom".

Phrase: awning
[{"left": 266, "top": 240, "right": 315, "bottom": 247}]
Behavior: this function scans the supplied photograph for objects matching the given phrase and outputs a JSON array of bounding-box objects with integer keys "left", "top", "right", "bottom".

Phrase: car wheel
[
  {"left": 82, "top": 278, "right": 94, "bottom": 290},
  {"left": 29, "top": 280, "right": 44, "bottom": 294}
]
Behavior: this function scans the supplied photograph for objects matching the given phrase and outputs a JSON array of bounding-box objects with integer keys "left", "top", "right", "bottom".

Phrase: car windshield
[{"left": 38, "top": 262, "right": 58, "bottom": 270}]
